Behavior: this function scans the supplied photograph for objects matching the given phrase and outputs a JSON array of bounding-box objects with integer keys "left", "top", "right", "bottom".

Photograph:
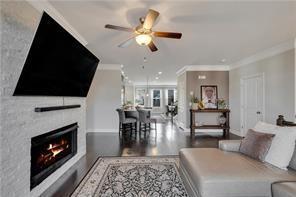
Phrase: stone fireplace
[
  {"left": 1, "top": 2, "right": 87, "bottom": 196},
  {"left": 31, "top": 123, "right": 78, "bottom": 189}
]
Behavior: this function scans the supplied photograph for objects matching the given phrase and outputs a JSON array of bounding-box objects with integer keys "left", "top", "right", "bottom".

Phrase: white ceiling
[{"left": 49, "top": 0, "right": 296, "bottom": 85}]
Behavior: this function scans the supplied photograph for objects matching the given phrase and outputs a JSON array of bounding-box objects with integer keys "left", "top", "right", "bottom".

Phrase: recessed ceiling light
[
  {"left": 155, "top": 77, "right": 159, "bottom": 80},
  {"left": 121, "top": 65, "right": 124, "bottom": 68},
  {"left": 198, "top": 75, "right": 206, "bottom": 79},
  {"left": 221, "top": 59, "right": 227, "bottom": 63},
  {"left": 158, "top": 71, "right": 162, "bottom": 75}
]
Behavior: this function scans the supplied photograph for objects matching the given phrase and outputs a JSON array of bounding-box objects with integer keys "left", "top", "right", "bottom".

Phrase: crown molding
[
  {"left": 176, "top": 65, "right": 230, "bottom": 76},
  {"left": 98, "top": 64, "right": 122, "bottom": 70},
  {"left": 26, "top": 0, "right": 88, "bottom": 46},
  {"left": 230, "top": 39, "right": 295, "bottom": 70}
]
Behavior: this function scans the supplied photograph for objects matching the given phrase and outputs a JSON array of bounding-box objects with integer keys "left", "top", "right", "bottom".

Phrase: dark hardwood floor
[{"left": 42, "top": 120, "right": 240, "bottom": 197}]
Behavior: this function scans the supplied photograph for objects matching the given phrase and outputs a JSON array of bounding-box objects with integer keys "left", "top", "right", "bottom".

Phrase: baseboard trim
[
  {"left": 230, "top": 129, "right": 243, "bottom": 137},
  {"left": 181, "top": 128, "right": 191, "bottom": 133}
]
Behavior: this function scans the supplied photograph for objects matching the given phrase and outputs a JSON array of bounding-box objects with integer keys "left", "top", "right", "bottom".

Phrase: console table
[{"left": 190, "top": 109, "right": 230, "bottom": 138}]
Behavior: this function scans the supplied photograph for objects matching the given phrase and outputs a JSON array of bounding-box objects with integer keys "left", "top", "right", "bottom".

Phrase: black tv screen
[{"left": 13, "top": 12, "right": 99, "bottom": 97}]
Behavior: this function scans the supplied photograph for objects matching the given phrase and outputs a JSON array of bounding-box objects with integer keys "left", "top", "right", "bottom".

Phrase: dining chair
[
  {"left": 116, "top": 108, "right": 137, "bottom": 136},
  {"left": 137, "top": 109, "right": 157, "bottom": 134}
]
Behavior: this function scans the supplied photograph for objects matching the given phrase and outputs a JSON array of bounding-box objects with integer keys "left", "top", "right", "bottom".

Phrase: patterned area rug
[{"left": 71, "top": 156, "right": 188, "bottom": 197}]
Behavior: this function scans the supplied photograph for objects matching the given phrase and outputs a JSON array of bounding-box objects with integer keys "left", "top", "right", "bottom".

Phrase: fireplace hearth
[{"left": 31, "top": 123, "right": 78, "bottom": 189}]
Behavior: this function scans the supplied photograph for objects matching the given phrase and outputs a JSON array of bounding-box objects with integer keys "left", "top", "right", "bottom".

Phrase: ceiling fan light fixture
[
  {"left": 105, "top": 9, "right": 181, "bottom": 52},
  {"left": 135, "top": 34, "right": 152, "bottom": 46}
]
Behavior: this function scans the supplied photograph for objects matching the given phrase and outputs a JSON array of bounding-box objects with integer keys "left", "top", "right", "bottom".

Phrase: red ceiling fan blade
[{"left": 153, "top": 31, "right": 182, "bottom": 39}]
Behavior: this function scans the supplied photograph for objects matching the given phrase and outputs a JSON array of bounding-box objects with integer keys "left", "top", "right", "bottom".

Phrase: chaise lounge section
[{"left": 179, "top": 140, "right": 296, "bottom": 197}]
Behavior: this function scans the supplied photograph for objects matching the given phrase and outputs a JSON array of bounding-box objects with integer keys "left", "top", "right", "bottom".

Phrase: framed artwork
[{"left": 201, "top": 85, "right": 218, "bottom": 109}]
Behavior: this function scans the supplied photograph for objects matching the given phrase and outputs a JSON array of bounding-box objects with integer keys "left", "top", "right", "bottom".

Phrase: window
[
  {"left": 168, "top": 89, "right": 175, "bottom": 105},
  {"left": 135, "top": 89, "right": 145, "bottom": 106},
  {"left": 152, "top": 90, "right": 161, "bottom": 107}
]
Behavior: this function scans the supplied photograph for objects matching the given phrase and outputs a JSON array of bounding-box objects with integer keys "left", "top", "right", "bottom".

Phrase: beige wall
[
  {"left": 186, "top": 71, "right": 229, "bottom": 127},
  {"left": 177, "top": 71, "right": 229, "bottom": 128},
  {"left": 229, "top": 49, "right": 295, "bottom": 135},
  {"left": 86, "top": 69, "right": 121, "bottom": 132},
  {"left": 186, "top": 71, "right": 229, "bottom": 101}
]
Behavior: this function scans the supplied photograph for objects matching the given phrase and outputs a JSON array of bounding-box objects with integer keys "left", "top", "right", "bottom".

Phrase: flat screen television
[{"left": 13, "top": 12, "right": 99, "bottom": 97}]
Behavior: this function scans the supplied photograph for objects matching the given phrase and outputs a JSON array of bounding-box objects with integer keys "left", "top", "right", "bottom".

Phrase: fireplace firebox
[{"left": 31, "top": 123, "right": 78, "bottom": 189}]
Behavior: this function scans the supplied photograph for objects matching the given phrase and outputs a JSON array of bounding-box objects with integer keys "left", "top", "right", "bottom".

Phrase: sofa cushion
[
  {"left": 265, "top": 127, "right": 296, "bottom": 170},
  {"left": 254, "top": 122, "right": 296, "bottom": 170},
  {"left": 219, "top": 140, "right": 241, "bottom": 152},
  {"left": 179, "top": 148, "right": 296, "bottom": 197},
  {"left": 239, "top": 129, "right": 274, "bottom": 161},
  {"left": 272, "top": 182, "right": 296, "bottom": 197},
  {"left": 254, "top": 121, "right": 278, "bottom": 133}
]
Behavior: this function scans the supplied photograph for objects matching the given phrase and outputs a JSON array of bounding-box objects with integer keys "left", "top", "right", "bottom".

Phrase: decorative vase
[
  {"left": 217, "top": 99, "right": 226, "bottom": 109},
  {"left": 192, "top": 103, "right": 198, "bottom": 110},
  {"left": 218, "top": 115, "right": 227, "bottom": 126}
]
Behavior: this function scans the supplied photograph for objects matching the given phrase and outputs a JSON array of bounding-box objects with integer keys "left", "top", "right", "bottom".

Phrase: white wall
[
  {"left": 177, "top": 73, "right": 187, "bottom": 129},
  {"left": 86, "top": 68, "right": 121, "bottom": 132},
  {"left": 295, "top": 39, "right": 296, "bottom": 121},
  {"left": 0, "top": 2, "right": 87, "bottom": 196},
  {"left": 229, "top": 49, "right": 295, "bottom": 136}
]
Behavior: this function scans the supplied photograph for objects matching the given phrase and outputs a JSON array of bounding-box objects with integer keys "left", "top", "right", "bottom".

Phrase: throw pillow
[
  {"left": 289, "top": 144, "right": 296, "bottom": 171},
  {"left": 239, "top": 129, "right": 275, "bottom": 161},
  {"left": 254, "top": 121, "right": 278, "bottom": 134},
  {"left": 264, "top": 127, "right": 296, "bottom": 170}
]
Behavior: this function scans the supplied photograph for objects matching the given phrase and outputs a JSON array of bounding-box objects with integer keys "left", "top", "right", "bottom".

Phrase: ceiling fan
[{"left": 105, "top": 9, "right": 182, "bottom": 52}]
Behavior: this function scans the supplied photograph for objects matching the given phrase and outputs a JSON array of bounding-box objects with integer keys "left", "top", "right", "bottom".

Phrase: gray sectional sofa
[{"left": 179, "top": 140, "right": 296, "bottom": 197}]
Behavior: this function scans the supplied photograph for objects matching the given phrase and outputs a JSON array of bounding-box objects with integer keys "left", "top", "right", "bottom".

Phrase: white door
[{"left": 241, "top": 74, "right": 264, "bottom": 136}]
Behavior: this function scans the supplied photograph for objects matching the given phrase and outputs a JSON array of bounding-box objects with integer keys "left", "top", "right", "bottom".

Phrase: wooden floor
[{"left": 42, "top": 120, "right": 240, "bottom": 197}]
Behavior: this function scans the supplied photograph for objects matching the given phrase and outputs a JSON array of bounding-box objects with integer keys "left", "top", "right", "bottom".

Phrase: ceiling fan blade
[
  {"left": 153, "top": 31, "right": 182, "bottom": 39},
  {"left": 148, "top": 41, "right": 158, "bottom": 52},
  {"left": 118, "top": 37, "right": 134, "bottom": 48},
  {"left": 143, "top": 9, "right": 159, "bottom": 30},
  {"left": 105, "top": 24, "right": 134, "bottom": 32}
]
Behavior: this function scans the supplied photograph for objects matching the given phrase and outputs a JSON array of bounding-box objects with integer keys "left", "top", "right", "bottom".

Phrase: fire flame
[
  {"left": 48, "top": 143, "right": 63, "bottom": 157},
  {"left": 37, "top": 139, "right": 69, "bottom": 166}
]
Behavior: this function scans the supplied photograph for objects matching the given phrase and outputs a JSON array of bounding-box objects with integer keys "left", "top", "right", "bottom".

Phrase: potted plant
[
  {"left": 190, "top": 92, "right": 200, "bottom": 110},
  {"left": 217, "top": 98, "right": 226, "bottom": 109}
]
